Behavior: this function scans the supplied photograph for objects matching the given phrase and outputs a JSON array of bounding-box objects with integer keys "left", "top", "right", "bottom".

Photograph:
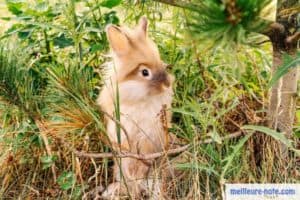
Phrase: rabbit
[{"left": 97, "top": 17, "right": 173, "bottom": 199}]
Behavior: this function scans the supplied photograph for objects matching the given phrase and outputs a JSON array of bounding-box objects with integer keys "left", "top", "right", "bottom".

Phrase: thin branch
[
  {"left": 74, "top": 131, "right": 243, "bottom": 160},
  {"left": 286, "top": 32, "right": 300, "bottom": 45}
]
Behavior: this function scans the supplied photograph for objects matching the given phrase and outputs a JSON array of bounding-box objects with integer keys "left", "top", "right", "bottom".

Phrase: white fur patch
[{"left": 118, "top": 80, "right": 149, "bottom": 103}]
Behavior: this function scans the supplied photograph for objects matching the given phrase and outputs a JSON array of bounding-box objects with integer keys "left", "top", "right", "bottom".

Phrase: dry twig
[
  {"left": 286, "top": 32, "right": 300, "bottom": 45},
  {"left": 74, "top": 131, "right": 243, "bottom": 160}
]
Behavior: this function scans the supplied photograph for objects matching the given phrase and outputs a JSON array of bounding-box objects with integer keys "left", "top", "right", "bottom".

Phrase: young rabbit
[{"left": 97, "top": 17, "right": 173, "bottom": 199}]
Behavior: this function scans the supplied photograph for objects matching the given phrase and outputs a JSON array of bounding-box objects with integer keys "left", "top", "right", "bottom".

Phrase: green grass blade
[
  {"left": 268, "top": 52, "right": 300, "bottom": 88},
  {"left": 221, "top": 132, "right": 253, "bottom": 179},
  {"left": 242, "top": 125, "right": 300, "bottom": 156}
]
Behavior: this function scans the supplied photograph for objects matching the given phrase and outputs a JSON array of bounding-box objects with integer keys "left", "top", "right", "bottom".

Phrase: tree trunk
[{"left": 268, "top": 0, "right": 299, "bottom": 154}]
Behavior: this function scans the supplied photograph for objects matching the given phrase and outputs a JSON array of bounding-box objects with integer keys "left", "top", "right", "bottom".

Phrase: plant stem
[
  {"left": 69, "top": 0, "right": 83, "bottom": 68},
  {"left": 43, "top": 30, "right": 52, "bottom": 62}
]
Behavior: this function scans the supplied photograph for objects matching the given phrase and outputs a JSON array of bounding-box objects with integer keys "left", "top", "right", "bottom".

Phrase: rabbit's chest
[
  {"left": 106, "top": 95, "right": 171, "bottom": 148},
  {"left": 122, "top": 101, "right": 162, "bottom": 126}
]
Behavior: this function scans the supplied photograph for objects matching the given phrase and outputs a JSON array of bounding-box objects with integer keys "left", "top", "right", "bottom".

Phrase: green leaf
[
  {"left": 243, "top": 125, "right": 291, "bottom": 146},
  {"left": 90, "top": 44, "right": 104, "bottom": 53},
  {"left": 242, "top": 125, "right": 300, "bottom": 156},
  {"left": 294, "top": 129, "right": 300, "bottom": 138},
  {"left": 1, "top": 17, "right": 12, "bottom": 21},
  {"left": 53, "top": 34, "right": 74, "bottom": 48},
  {"left": 40, "top": 155, "right": 57, "bottom": 170},
  {"left": 104, "top": 11, "right": 119, "bottom": 25},
  {"left": 72, "top": 185, "right": 82, "bottom": 198},
  {"left": 30, "top": 134, "right": 43, "bottom": 147},
  {"left": 4, "top": 23, "right": 23, "bottom": 34},
  {"left": 268, "top": 52, "right": 300, "bottom": 88},
  {"left": 100, "top": 0, "right": 122, "bottom": 8},
  {"left": 6, "top": 0, "right": 25, "bottom": 16},
  {"left": 221, "top": 132, "right": 253, "bottom": 179},
  {"left": 17, "top": 31, "right": 31, "bottom": 39},
  {"left": 296, "top": 110, "right": 300, "bottom": 127},
  {"left": 57, "top": 171, "right": 76, "bottom": 190},
  {"left": 115, "top": 82, "right": 121, "bottom": 144},
  {"left": 208, "top": 129, "right": 222, "bottom": 144}
]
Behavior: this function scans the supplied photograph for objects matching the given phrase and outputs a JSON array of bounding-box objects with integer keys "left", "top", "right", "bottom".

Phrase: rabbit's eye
[
  {"left": 139, "top": 66, "right": 152, "bottom": 79},
  {"left": 142, "top": 69, "right": 149, "bottom": 77}
]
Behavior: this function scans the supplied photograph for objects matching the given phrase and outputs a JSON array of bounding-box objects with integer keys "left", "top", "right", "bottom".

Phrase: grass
[{"left": 0, "top": 1, "right": 299, "bottom": 199}]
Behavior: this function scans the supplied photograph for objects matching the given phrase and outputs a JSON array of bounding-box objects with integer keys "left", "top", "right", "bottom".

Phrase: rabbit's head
[{"left": 105, "top": 17, "right": 173, "bottom": 102}]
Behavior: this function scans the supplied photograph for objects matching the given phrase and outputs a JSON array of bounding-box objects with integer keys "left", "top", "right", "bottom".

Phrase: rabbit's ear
[
  {"left": 106, "top": 25, "right": 130, "bottom": 55},
  {"left": 138, "top": 16, "right": 148, "bottom": 36}
]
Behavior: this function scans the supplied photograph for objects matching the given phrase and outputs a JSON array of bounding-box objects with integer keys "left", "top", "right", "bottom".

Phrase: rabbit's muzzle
[{"left": 150, "top": 70, "right": 171, "bottom": 88}]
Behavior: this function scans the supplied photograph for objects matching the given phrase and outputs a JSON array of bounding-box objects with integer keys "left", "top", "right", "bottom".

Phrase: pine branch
[{"left": 153, "top": 0, "right": 274, "bottom": 38}]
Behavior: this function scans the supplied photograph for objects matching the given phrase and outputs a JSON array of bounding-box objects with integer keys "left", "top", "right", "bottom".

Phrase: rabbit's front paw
[{"left": 101, "top": 182, "right": 121, "bottom": 200}]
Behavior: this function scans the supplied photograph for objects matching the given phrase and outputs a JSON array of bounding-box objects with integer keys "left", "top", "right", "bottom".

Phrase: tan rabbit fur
[{"left": 97, "top": 17, "right": 173, "bottom": 199}]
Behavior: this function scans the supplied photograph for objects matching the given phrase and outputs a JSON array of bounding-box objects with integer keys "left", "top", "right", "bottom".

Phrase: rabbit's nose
[{"left": 152, "top": 71, "right": 170, "bottom": 88}]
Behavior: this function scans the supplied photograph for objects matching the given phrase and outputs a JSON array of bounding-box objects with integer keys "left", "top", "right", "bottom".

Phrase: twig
[
  {"left": 160, "top": 104, "right": 169, "bottom": 150},
  {"left": 74, "top": 131, "right": 243, "bottom": 160},
  {"left": 75, "top": 157, "right": 86, "bottom": 197},
  {"left": 22, "top": 184, "right": 40, "bottom": 196},
  {"left": 286, "top": 32, "right": 300, "bottom": 45}
]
